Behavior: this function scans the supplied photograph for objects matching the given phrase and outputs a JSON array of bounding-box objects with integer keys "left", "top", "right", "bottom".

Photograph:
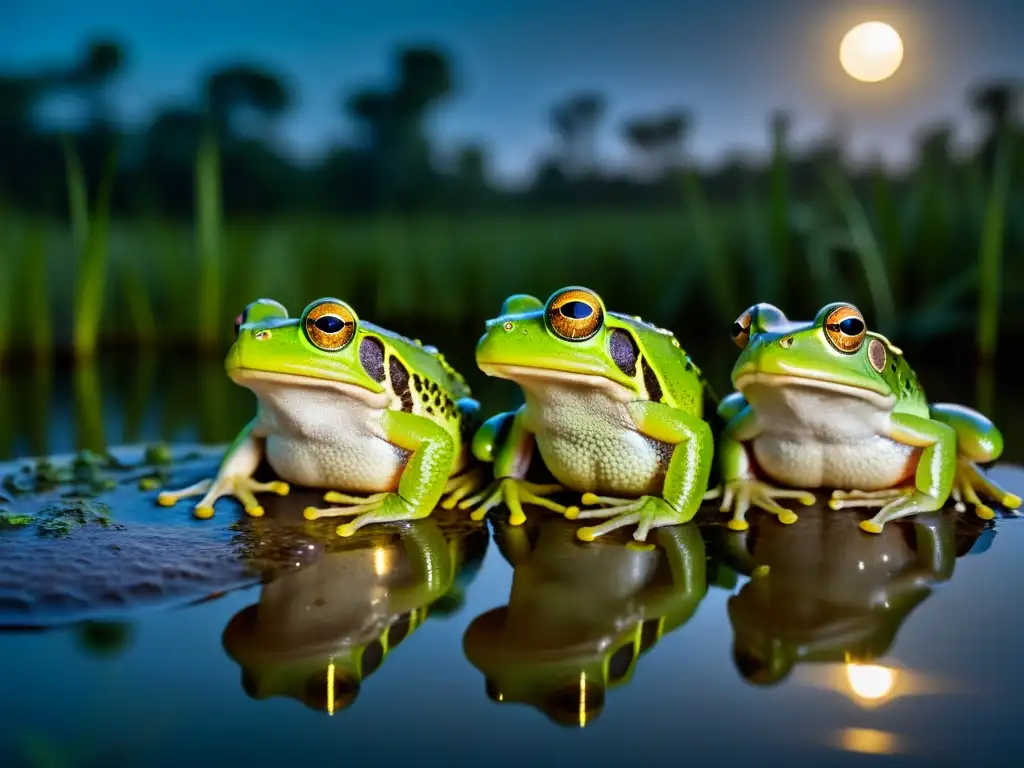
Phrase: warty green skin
[
  {"left": 157, "top": 297, "right": 485, "bottom": 537},
  {"left": 461, "top": 286, "right": 714, "bottom": 543},
  {"left": 712, "top": 301, "right": 1020, "bottom": 534}
]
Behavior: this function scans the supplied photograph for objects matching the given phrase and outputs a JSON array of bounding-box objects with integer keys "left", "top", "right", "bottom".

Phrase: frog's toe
[
  {"left": 702, "top": 486, "right": 723, "bottom": 502},
  {"left": 726, "top": 519, "right": 749, "bottom": 532},
  {"left": 975, "top": 503, "right": 996, "bottom": 521},
  {"left": 157, "top": 478, "right": 214, "bottom": 507},
  {"left": 859, "top": 520, "right": 884, "bottom": 534},
  {"left": 194, "top": 505, "right": 215, "bottom": 520},
  {"left": 1006, "top": 493, "right": 1022, "bottom": 509},
  {"left": 778, "top": 510, "right": 798, "bottom": 525}
]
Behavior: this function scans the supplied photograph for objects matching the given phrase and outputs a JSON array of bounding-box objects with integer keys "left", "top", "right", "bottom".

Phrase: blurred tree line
[{"left": 2, "top": 37, "right": 1020, "bottom": 220}]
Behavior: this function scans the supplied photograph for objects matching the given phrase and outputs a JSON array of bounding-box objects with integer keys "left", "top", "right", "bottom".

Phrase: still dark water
[{"left": 1, "top": 354, "right": 1022, "bottom": 767}]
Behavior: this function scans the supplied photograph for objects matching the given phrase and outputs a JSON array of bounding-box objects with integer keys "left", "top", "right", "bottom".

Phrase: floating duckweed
[
  {"left": 0, "top": 510, "right": 33, "bottom": 528},
  {"left": 34, "top": 500, "right": 123, "bottom": 538},
  {"left": 139, "top": 476, "right": 161, "bottom": 491},
  {"left": 144, "top": 442, "right": 174, "bottom": 466}
]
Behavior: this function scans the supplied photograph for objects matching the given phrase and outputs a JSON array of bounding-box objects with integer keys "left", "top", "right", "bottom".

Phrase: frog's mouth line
[
  {"left": 229, "top": 369, "right": 390, "bottom": 407},
  {"left": 478, "top": 363, "right": 635, "bottom": 402},
  {"left": 735, "top": 372, "right": 896, "bottom": 410}
]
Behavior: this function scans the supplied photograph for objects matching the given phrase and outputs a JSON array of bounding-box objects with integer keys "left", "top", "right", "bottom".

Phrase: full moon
[{"left": 839, "top": 21, "right": 904, "bottom": 83}]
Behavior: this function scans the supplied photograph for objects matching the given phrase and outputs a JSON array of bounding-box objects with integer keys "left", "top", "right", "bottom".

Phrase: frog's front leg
[
  {"left": 156, "top": 419, "right": 289, "bottom": 519},
  {"left": 831, "top": 413, "right": 957, "bottom": 534},
  {"left": 715, "top": 398, "right": 815, "bottom": 531},
  {"left": 304, "top": 410, "right": 456, "bottom": 537},
  {"left": 930, "top": 403, "right": 1021, "bottom": 519},
  {"left": 456, "top": 407, "right": 578, "bottom": 525},
  {"left": 571, "top": 401, "right": 713, "bottom": 543}
]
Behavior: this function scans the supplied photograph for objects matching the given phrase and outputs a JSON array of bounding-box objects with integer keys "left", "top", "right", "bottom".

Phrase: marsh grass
[
  {"left": 977, "top": 130, "right": 1014, "bottom": 365},
  {"left": 195, "top": 124, "right": 224, "bottom": 353},
  {"left": 63, "top": 140, "right": 118, "bottom": 361},
  {"left": 1, "top": 136, "right": 1019, "bottom": 362}
]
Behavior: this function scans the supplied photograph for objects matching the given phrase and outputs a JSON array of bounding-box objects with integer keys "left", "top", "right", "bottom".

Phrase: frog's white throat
[
  {"left": 735, "top": 372, "right": 896, "bottom": 413},
  {"left": 229, "top": 369, "right": 391, "bottom": 409},
  {"left": 478, "top": 363, "right": 635, "bottom": 403}
]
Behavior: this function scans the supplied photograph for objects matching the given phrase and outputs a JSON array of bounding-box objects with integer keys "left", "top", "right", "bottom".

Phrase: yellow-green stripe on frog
[
  {"left": 460, "top": 286, "right": 714, "bottom": 543},
  {"left": 156, "top": 297, "right": 486, "bottom": 537},
  {"left": 711, "top": 301, "right": 1021, "bottom": 534}
]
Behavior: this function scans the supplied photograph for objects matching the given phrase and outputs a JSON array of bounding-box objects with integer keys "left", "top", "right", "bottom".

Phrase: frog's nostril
[
  {"left": 254, "top": 330, "right": 271, "bottom": 341},
  {"left": 503, "top": 322, "right": 514, "bottom": 332},
  {"left": 780, "top": 336, "right": 794, "bottom": 348}
]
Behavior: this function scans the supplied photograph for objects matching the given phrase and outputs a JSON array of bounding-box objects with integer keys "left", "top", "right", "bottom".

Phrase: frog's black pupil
[
  {"left": 315, "top": 315, "right": 345, "bottom": 334},
  {"left": 560, "top": 301, "right": 592, "bottom": 320},
  {"left": 838, "top": 317, "right": 864, "bottom": 336},
  {"left": 731, "top": 322, "right": 746, "bottom": 338}
]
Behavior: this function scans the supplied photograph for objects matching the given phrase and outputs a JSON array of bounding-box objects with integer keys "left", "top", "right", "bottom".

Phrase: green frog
[
  {"left": 157, "top": 297, "right": 484, "bottom": 537},
  {"left": 223, "top": 513, "right": 488, "bottom": 713},
  {"left": 463, "top": 516, "right": 706, "bottom": 726},
  {"left": 711, "top": 499, "right": 984, "bottom": 688},
  {"left": 713, "top": 301, "right": 1020, "bottom": 533},
  {"left": 460, "top": 287, "right": 714, "bottom": 542}
]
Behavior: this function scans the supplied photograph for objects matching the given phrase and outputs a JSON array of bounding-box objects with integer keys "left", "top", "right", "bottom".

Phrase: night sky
[{"left": 5, "top": 0, "right": 1023, "bottom": 183}]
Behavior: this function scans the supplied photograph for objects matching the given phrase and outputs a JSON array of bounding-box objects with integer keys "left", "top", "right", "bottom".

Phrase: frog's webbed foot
[
  {"left": 157, "top": 476, "right": 289, "bottom": 519},
  {"left": 719, "top": 479, "right": 815, "bottom": 532},
  {"left": 571, "top": 494, "right": 685, "bottom": 543},
  {"left": 456, "top": 477, "right": 578, "bottom": 526},
  {"left": 950, "top": 461, "right": 1021, "bottom": 520},
  {"left": 828, "top": 486, "right": 943, "bottom": 534},
  {"left": 303, "top": 492, "right": 423, "bottom": 537},
  {"left": 440, "top": 465, "right": 488, "bottom": 510}
]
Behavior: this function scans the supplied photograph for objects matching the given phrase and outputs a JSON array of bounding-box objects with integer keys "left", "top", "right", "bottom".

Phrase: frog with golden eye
[
  {"left": 156, "top": 297, "right": 485, "bottom": 537},
  {"left": 461, "top": 286, "right": 714, "bottom": 542},
  {"left": 712, "top": 301, "right": 1020, "bottom": 533}
]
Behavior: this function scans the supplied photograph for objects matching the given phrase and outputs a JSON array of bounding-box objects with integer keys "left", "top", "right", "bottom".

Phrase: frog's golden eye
[
  {"left": 547, "top": 288, "right": 603, "bottom": 341},
  {"left": 824, "top": 305, "right": 866, "bottom": 353},
  {"left": 304, "top": 300, "right": 356, "bottom": 351},
  {"left": 731, "top": 310, "right": 753, "bottom": 349}
]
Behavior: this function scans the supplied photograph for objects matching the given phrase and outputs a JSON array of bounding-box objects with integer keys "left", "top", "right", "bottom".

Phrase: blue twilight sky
[{"left": 4, "top": 0, "right": 1023, "bottom": 184}]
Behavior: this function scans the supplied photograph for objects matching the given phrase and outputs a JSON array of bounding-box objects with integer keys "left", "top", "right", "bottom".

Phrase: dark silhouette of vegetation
[
  {"left": 3, "top": 36, "right": 1018, "bottom": 221},
  {"left": 0, "top": 36, "right": 1020, "bottom": 363}
]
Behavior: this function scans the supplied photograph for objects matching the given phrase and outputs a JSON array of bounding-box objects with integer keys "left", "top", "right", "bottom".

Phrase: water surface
[{"left": 0, "top": 356, "right": 1021, "bottom": 767}]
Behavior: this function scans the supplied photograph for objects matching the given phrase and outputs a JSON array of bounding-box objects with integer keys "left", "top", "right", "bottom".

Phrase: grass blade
[
  {"left": 976, "top": 129, "right": 1013, "bottom": 365},
  {"left": 69, "top": 145, "right": 118, "bottom": 360},
  {"left": 196, "top": 124, "right": 223, "bottom": 353},
  {"left": 821, "top": 164, "right": 896, "bottom": 332}
]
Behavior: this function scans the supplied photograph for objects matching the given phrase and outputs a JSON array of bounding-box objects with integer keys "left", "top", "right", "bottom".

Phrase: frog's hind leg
[
  {"left": 929, "top": 403, "right": 1021, "bottom": 519},
  {"left": 951, "top": 462, "right": 1020, "bottom": 520}
]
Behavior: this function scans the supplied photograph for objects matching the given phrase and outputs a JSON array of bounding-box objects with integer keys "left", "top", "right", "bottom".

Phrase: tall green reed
[
  {"left": 64, "top": 140, "right": 118, "bottom": 361},
  {"left": 977, "top": 129, "right": 1014, "bottom": 366},
  {"left": 195, "top": 124, "right": 224, "bottom": 353}
]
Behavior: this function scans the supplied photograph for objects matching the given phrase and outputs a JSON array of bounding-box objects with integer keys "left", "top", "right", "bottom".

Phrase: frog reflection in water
[
  {"left": 712, "top": 501, "right": 986, "bottom": 687},
  {"left": 464, "top": 287, "right": 714, "bottom": 543},
  {"left": 463, "top": 514, "right": 706, "bottom": 726},
  {"left": 713, "top": 302, "right": 1020, "bottom": 533},
  {"left": 223, "top": 513, "right": 488, "bottom": 713},
  {"left": 157, "top": 297, "right": 485, "bottom": 537}
]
